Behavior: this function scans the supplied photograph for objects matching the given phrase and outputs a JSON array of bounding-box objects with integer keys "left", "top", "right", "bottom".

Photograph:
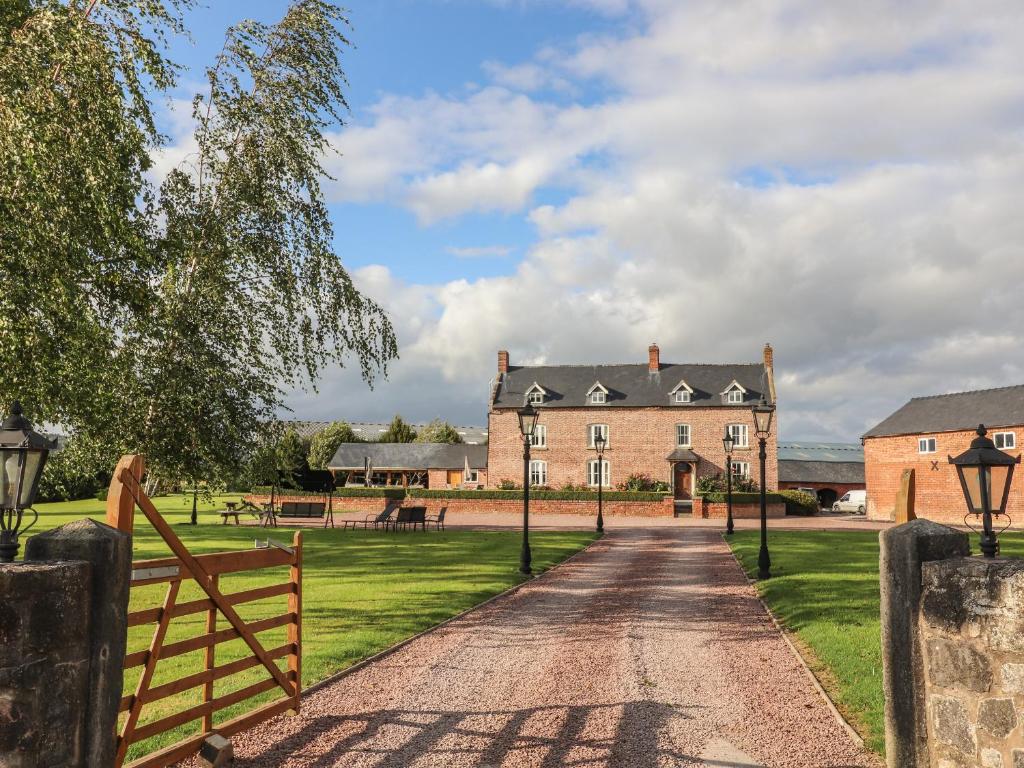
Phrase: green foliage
[
  {"left": 696, "top": 472, "right": 759, "bottom": 494},
  {"left": 275, "top": 427, "right": 310, "bottom": 486},
  {"left": 616, "top": 472, "right": 669, "bottom": 492},
  {"left": 498, "top": 478, "right": 520, "bottom": 490},
  {"left": 307, "top": 421, "right": 362, "bottom": 469},
  {"left": 414, "top": 418, "right": 463, "bottom": 444},
  {"left": 37, "top": 434, "right": 117, "bottom": 503},
  {"left": 378, "top": 415, "right": 417, "bottom": 443},
  {"left": 0, "top": 1, "right": 397, "bottom": 489},
  {"left": 778, "top": 489, "right": 819, "bottom": 516},
  {"left": 408, "top": 488, "right": 670, "bottom": 502}
]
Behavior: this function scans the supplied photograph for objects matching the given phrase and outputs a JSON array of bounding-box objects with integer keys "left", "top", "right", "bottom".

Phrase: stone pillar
[
  {"left": 26, "top": 519, "right": 132, "bottom": 768},
  {"left": 0, "top": 561, "right": 92, "bottom": 767},
  {"left": 879, "top": 518, "right": 970, "bottom": 768}
]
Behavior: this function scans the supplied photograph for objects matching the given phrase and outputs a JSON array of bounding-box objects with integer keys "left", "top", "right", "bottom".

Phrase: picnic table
[{"left": 220, "top": 501, "right": 241, "bottom": 525}]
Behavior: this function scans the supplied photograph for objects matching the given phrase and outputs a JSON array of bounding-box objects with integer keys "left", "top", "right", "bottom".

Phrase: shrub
[
  {"left": 778, "top": 489, "right": 819, "bottom": 516},
  {"left": 497, "top": 478, "right": 520, "bottom": 490},
  {"left": 616, "top": 472, "right": 670, "bottom": 492},
  {"left": 696, "top": 472, "right": 759, "bottom": 495}
]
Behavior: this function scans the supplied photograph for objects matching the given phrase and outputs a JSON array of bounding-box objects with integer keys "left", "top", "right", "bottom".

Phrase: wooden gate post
[{"left": 107, "top": 455, "right": 145, "bottom": 533}]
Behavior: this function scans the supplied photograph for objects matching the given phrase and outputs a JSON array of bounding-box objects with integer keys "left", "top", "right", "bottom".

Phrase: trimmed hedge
[
  {"left": 695, "top": 492, "right": 787, "bottom": 504},
  {"left": 407, "top": 488, "right": 670, "bottom": 502},
  {"left": 251, "top": 486, "right": 406, "bottom": 500},
  {"left": 777, "top": 489, "right": 819, "bottom": 516}
]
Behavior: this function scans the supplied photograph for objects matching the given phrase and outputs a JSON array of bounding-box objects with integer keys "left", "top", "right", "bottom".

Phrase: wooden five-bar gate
[{"left": 107, "top": 455, "right": 303, "bottom": 768}]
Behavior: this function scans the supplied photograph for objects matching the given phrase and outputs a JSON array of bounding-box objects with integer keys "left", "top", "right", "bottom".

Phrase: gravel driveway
[{"left": 217, "top": 528, "right": 879, "bottom": 768}]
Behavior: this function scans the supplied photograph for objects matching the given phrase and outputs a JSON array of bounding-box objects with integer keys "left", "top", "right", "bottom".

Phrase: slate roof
[
  {"left": 778, "top": 460, "right": 865, "bottom": 484},
  {"left": 863, "top": 385, "right": 1024, "bottom": 439},
  {"left": 328, "top": 443, "right": 487, "bottom": 471},
  {"left": 493, "top": 363, "right": 767, "bottom": 409},
  {"left": 665, "top": 448, "right": 701, "bottom": 463},
  {"left": 778, "top": 442, "right": 864, "bottom": 463}
]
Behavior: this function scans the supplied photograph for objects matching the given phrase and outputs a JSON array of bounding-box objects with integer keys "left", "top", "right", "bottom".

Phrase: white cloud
[{"left": 263, "top": 0, "right": 1024, "bottom": 439}]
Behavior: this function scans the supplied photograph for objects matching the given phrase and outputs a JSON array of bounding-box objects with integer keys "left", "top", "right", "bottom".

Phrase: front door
[
  {"left": 674, "top": 463, "right": 693, "bottom": 500},
  {"left": 447, "top": 470, "right": 463, "bottom": 487}
]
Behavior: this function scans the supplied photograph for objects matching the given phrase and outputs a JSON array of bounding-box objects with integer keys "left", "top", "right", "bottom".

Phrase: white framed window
[
  {"left": 727, "top": 389, "right": 744, "bottom": 404},
  {"left": 590, "top": 391, "right": 607, "bottom": 404},
  {"left": 467, "top": 470, "right": 479, "bottom": 483},
  {"left": 587, "top": 459, "right": 611, "bottom": 487},
  {"left": 674, "top": 390, "right": 691, "bottom": 403},
  {"left": 588, "top": 424, "right": 609, "bottom": 448},
  {"left": 530, "top": 424, "right": 547, "bottom": 448},
  {"left": 676, "top": 424, "right": 691, "bottom": 447},
  {"left": 995, "top": 432, "right": 1017, "bottom": 450},
  {"left": 918, "top": 437, "right": 937, "bottom": 454},
  {"left": 528, "top": 391, "right": 544, "bottom": 405},
  {"left": 731, "top": 461, "right": 750, "bottom": 478},
  {"left": 727, "top": 423, "right": 749, "bottom": 448},
  {"left": 529, "top": 460, "right": 547, "bottom": 486}
]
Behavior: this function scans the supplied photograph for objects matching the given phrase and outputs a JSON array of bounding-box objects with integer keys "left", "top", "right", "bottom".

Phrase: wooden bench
[{"left": 265, "top": 501, "right": 335, "bottom": 528}]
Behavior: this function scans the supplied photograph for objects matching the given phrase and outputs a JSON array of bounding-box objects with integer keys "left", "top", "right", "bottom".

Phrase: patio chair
[
  {"left": 388, "top": 506, "right": 427, "bottom": 532},
  {"left": 341, "top": 502, "right": 398, "bottom": 530},
  {"left": 425, "top": 506, "right": 447, "bottom": 531}
]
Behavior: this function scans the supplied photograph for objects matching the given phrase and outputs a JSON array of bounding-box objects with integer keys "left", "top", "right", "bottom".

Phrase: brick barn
[
  {"left": 486, "top": 343, "right": 779, "bottom": 513},
  {"left": 863, "top": 385, "right": 1024, "bottom": 523},
  {"left": 777, "top": 442, "right": 865, "bottom": 509}
]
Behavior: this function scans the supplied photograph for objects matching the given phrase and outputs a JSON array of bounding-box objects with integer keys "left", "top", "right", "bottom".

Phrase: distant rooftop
[
  {"left": 778, "top": 442, "right": 864, "bottom": 463},
  {"left": 284, "top": 420, "right": 488, "bottom": 444},
  {"left": 863, "top": 385, "right": 1024, "bottom": 439}
]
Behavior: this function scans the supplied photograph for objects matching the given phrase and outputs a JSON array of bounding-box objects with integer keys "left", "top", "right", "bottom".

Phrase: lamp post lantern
[
  {"left": 949, "top": 424, "right": 1020, "bottom": 558},
  {"left": 0, "top": 401, "right": 54, "bottom": 563},
  {"left": 722, "top": 426, "right": 736, "bottom": 535},
  {"left": 517, "top": 402, "right": 541, "bottom": 575},
  {"left": 751, "top": 396, "right": 775, "bottom": 579},
  {"left": 594, "top": 432, "right": 606, "bottom": 534}
]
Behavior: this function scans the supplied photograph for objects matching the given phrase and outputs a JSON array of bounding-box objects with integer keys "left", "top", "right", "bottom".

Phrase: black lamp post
[
  {"left": 751, "top": 396, "right": 775, "bottom": 579},
  {"left": 0, "top": 402, "right": 54, "bottom": 563},
  {"left": 949, "top": 424, "right": 1020, "bottom": 558},
  {"left": 594, "top": 432, "right": 606, "bottom": 534},
  {"left": 517, "top": 402, "right": 540, "bottom": 575},
  {"left": 722, "top": 426, "right": 736, "bottom": 535}
]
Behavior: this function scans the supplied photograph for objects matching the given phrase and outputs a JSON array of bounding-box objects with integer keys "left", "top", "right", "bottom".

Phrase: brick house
[
  {"left": 486, "top": 344, "right": 779, "bottom": 509},
  {"left": 328, "top": 443, "right": 488, "bottom": 489},
  {"left": 863, "top": 385, "right": 1024, "bottom": 523}
]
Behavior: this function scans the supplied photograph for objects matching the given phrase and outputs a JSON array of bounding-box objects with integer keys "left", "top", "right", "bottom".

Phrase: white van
[{"left": 833, "top": 490, "right": 867, "bottom": 514}]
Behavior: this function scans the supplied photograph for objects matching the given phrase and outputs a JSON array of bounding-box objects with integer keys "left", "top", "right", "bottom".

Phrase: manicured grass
[
  {"left": 727, "top": 528, "right": 1024, "bottom": 757},
  {"left": 30, "top": 495, "right": 598, "bottom": 759}
]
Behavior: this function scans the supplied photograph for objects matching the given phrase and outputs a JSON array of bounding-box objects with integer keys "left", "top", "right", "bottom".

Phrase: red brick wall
[
  {"left": 486, "top": 406, "right": 779, "bottom": 492},
  {"left": 693, "top": 498, "right": 785, "bottom": 519},
  {"left": 248, "top": 493, "right": 674, "bottom": 518},
  {"left": 864, "top": 427, "right": 1024, "bottom": 523},
  {"left": 425, "top": 468, "right": 487, "bottom": 489}
]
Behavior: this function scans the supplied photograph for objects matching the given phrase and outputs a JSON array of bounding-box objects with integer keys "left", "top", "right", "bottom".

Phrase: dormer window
[
  {"left": 586, "top": 382, "right": 609, "bottom": 405},
  {"left": 721, "top": 380, "right": 747, "bottom": 405},
  {"left": 670, "top": 380, "right": 694, "bottom": 404},
  {"left": 525, "top": 382, "right": 547, "bottom": 406}
]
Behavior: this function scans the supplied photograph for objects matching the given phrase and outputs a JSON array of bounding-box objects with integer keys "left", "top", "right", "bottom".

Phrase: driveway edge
[
  {"left": 722, "top": 534, "right": 871, "bottom": 755},
  {"left": 303, "top": 532, "right": 605, "bottom": 697}
]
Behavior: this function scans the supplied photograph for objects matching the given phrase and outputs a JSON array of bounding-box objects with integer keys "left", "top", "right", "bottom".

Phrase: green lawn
[
  {"left": 728, "top": 528, "right": 1024, "bottom": 757},
  {"left": 30, "top": 495, "right": 598, "bottom": 759}
]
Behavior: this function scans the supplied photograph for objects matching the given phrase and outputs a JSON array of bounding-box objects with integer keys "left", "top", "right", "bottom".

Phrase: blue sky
[{"left": 155, "top": 1, "right": 1024, "bottom": 438}]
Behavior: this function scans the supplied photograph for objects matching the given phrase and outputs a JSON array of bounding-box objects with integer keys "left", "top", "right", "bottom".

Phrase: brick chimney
[
  {"left": 498, "top": 350, "right": 509, "bottom": 374},
  {"left": 648, "top": 343, "right": 660, "bottom": 373},
  {"left": 763, "top": 343, "right": 777, "bottom": 403}
]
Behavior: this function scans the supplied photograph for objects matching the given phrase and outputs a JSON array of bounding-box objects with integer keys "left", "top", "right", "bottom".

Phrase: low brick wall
[
  {"left": 693, "top": 497, "right": 785, "bottom": 519},
  {"left": 246, "top": 493, "right": 675, "bottom": 518}
]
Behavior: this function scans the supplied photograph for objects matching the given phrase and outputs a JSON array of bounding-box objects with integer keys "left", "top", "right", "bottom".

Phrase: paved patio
[{"left": 216, "top": 528, "right": 881, "bottom": 768}]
